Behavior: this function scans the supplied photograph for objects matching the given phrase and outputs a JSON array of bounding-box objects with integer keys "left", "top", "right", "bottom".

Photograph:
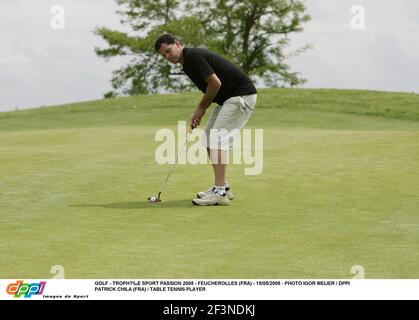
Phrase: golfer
[{"left": 154, "top": 34, "right": 257, "bottom": 206}]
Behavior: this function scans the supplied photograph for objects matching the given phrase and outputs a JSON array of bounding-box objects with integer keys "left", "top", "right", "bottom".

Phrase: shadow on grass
[{"left": 69, "top": 199, "right": 196, "bottom": 210}]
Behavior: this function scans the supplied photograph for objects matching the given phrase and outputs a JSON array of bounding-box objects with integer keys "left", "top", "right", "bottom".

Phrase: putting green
[{"left": 1, "top": 88, "right": 418, "bottom": 278}]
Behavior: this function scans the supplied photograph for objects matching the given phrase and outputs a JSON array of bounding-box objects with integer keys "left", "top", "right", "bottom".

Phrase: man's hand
[
  {"left": 190, "top": 73, "right": 221, "bottom": 129},
  {"left": 191, "top": 106, "right": 206, "bottom": 129}
]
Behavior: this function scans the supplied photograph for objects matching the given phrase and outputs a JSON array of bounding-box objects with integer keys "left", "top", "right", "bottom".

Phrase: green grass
[{"left": 1, "top": 88, "right": 419, "bottom": 278}]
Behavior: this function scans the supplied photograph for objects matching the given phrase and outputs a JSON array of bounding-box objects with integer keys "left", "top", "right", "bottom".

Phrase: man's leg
[
  {"left": 192, "top": 148, "right": 230, "bottom": 205},
  {"left": 193, "top": 95, "right": 256, "bottom": 205},
  {"left": 207, "top": 148, "right": 228, "bottom": 186},
  {"left": 206, "top": 95, "right": 257, "bottom": 189}
]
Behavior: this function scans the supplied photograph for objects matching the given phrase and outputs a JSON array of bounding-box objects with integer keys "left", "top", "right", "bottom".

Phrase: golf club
[{"left": 148, "top": 126, "right": 193, "bottom": 203}]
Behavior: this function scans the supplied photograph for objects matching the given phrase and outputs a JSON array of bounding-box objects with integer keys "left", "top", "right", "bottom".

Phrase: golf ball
[{"left": 149, "top": 196, "right": 157, "bottom": 202}]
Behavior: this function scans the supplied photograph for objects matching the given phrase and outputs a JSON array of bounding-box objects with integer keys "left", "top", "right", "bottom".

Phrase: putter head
[{"left": 148, "top": 195, "right": 161, "bottom": 203}]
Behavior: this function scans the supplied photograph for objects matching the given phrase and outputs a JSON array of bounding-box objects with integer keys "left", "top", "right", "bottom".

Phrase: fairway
[{"left": 1, "top": 89, "right": 419, "bottom": 278}]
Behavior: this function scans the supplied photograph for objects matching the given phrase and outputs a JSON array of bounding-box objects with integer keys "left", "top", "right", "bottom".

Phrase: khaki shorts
[{"left": 202, "top": 94, "right": 257, "bottom": 151}]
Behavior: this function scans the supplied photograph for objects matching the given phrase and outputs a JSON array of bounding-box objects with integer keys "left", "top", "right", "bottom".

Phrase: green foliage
[
  {"left": 115, "top": 0, "right": 180, "bottom": 28},
  {"left": 196, "top": 0, "right": 311, "bottom": 85},
  {"left": 95, "top": 0, "right": 311, "bottom": 95}
]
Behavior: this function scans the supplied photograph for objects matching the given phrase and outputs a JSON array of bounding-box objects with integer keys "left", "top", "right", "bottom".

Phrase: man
[{"left": 154, "top": 34, "right": 257, "bottom": 206}]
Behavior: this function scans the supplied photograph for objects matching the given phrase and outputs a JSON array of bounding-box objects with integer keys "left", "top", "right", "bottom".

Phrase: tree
[
  {"left": 94, "top": 0, "right": 311, "bottom": 97},
  {"left": 190, "top": 0, "right": 311, "bottom": 87},
  {"left": 94, "top": 0, "right": 202, "bottom": 96}
]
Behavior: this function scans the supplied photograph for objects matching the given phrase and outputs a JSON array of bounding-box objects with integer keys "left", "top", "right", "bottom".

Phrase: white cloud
[
  {"left": 0, "top": 45, "right": 31, "bottom": 63},
  {"left": 0, "top": 0, "right": 127, "bottom": 111},
  {"left": 287, "top": 0, "right": 419, "bottom": 93},
  {"left": 1, "top": 0, "right": 418, "bottom": 111}
]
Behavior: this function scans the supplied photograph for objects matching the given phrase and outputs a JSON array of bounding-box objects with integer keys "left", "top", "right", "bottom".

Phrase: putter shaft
[{"left": 156, "top": 128, "right": 193, "bottom": 199}]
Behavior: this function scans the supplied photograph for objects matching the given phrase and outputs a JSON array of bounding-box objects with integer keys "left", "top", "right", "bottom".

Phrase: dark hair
[{"left": 154, "top": 33, "right": 182, "bottom": 52}]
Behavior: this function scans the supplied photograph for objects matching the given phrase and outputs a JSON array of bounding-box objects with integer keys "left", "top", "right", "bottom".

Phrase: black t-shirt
[{"left": 182, "top": 47, "right": 257, "bottom": 105}]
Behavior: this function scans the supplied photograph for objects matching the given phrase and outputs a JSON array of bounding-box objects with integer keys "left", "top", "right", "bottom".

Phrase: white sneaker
[
  {"left": 192, "top": 192, "right": 230, "bottom": 206},
  {"left": 197, "top": 186, "right": 234, "bottom": 200}
]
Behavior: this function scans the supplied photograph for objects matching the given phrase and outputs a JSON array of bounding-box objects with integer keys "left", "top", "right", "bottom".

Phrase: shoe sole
[
  {"left": 196, "top": 193, "right": 234, "bottom": 200},
  {"left": 192, "top": 200, "right": 230, "bottom": 206}
]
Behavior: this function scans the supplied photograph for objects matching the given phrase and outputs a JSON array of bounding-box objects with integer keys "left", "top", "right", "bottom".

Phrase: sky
[{"left": 1, "top": 0, "right": 418, "bottom": 112}]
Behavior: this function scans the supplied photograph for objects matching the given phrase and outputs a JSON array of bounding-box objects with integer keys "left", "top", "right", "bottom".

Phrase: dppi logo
[{"left": 6, "top": 280, "right": 46, "bottom": 298}]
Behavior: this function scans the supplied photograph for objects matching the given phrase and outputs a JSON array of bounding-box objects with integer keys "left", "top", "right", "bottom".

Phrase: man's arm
[
  {"left": 198, "top": 73, "right": 222, "bottom": 109},
  {"left": 191, "top": 73, "right": 221, "bottom": 128}
]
